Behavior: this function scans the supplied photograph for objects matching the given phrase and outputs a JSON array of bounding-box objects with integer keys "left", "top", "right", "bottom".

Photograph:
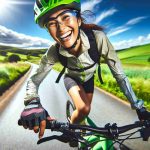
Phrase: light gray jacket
[{"left": 24, "top": 29, "right": 143, "bottom": 109}]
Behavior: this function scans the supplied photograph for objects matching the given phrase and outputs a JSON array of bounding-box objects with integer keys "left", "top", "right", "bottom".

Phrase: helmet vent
[
  {"left": 54, "top": 0, "right": 57, "bottom": 4},
  {"left": 36, "top": 0, "right": 43, "bottom": 9},
  {"left": 44, "top": 0, "right": 49, "bottom": 3},
  {"left": 34, "top": 10, "right": 37, "bottom": 16}
]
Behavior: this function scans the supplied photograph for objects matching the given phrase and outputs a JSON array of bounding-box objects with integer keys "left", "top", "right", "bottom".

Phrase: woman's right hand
[{"left": 18, "top": 98, "right": 54, "bottom": 139}]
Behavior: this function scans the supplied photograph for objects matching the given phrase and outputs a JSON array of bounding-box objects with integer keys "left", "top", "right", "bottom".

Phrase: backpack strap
[
  {"left": 82, "top": 27, "right": 104, "bottom": 84},
  {"left": 55, "top": 67, "right": 66, "bottom": 83},
  {"left": 55, "top": 28, "right": 104, "bottom": 84},
  {"left": 81, "top": 27, "right": 100, "bottom": 63},
  {"left": 55, "top": 43, "right": 67, "bottom": 67},
  {"left": 55, "top": 43, "right": 67, "bottom": 83}
]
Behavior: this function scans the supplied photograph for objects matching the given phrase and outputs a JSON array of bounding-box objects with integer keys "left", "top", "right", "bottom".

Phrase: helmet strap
[{"left": 61, "top": 28, "right": 80, "bottom": 51}]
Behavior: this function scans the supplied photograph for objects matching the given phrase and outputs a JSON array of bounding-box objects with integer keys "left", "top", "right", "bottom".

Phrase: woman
[{"left": 19, "top": 0, "right": 148, "bottom": 139}]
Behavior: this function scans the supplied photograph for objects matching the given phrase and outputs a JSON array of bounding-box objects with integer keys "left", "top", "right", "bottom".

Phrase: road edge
[
  {"left": 0, "top": 66, "right": 32, "bottom": 112},
  {"left": 94, "top": 86, "right": 131, "bottom": 108}
]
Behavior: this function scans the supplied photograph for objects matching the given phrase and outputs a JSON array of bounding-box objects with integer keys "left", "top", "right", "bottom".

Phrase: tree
[
  {"left": 8, "top": 54, "right": 21, "bottom": 62},
  {"left": 148, "top": 57, "right": 150, "bottom": 63},
  {"left": 0, "top": 51, "right": 7, "bottom": 56},
  {"left": 27, "top": 54, "right": 31, "bottom": 60}
]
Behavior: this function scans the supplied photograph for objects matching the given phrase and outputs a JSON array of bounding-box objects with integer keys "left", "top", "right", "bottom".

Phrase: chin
[{"left": 62, "top": 41, "right": 75, "bottom": 49}]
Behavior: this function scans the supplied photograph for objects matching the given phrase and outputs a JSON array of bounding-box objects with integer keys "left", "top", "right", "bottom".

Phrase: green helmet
[{"left": 34, "top": 0, "right": 81, "bottom": 28}]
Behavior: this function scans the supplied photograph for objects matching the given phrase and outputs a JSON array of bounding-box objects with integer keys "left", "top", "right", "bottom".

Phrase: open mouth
[{"left": 59, "top": 31, "right": 72, "bottom": 42}]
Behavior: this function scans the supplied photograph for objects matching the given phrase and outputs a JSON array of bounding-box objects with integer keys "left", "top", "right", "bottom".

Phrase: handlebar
[
  {"left": 44, "top": 119, "right": 150, "bottom": 139},
  {"left": 18, "top": 119, "right": 150, "bottom": 145}
]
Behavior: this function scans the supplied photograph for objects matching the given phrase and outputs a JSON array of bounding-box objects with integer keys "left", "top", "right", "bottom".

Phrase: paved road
[{"left": 0, "top": 65, "right": 150, "bottom": 150}]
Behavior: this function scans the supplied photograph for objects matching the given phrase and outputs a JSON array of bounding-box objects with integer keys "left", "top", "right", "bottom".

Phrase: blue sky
[{"left": 0, "top": 0, "right": 150, "bottom": 50}]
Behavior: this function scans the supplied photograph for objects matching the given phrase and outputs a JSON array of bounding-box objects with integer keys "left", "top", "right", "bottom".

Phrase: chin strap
[{"left": 62, "top": 28, "right": 80, "bottom": 51}]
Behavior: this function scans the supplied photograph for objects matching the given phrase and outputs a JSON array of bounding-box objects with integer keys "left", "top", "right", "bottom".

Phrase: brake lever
[
  {"left": 37, "top": 129, "right": 88, "bottom": 146},
  {"left": 140, "top": 127, "right": 150, "bottom": 141},
  {"left": 37, "top": 135, "right": 61, "bottom": 144}
]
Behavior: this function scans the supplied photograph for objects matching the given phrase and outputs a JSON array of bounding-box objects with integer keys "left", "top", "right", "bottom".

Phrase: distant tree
[
  {"left": 0, "top": 51, "right": 7, "bottom": 56},
  {"left": 8, "top": 54, "right": 21, "bottom": 62},
  {"left": 31, "top": 53, "right": 39, "bottom": 57},
  {"left": 148, "top": 57, "right": 150, "bottom": 63},
  {"left": 27, "top": 54, "right": 31, "bottom": 60}
]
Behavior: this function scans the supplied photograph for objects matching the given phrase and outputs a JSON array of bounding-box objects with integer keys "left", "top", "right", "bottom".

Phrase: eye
[
  {"left": 47, "top": 21, "right": 57, "bottom": 27},
  {"left": 62, "top": 15, "right": 70, "bottom": 21}
]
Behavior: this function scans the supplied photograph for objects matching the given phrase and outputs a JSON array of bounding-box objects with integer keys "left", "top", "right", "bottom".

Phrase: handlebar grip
[
  {"left": 45, "top": 120, "right": 66, "bottom": 130},
  {"left": 18, "top": 118, "right": 55, "bottom": 128},
  {"left": 46, "top": 120, "right": 53, "bottom": 129}
]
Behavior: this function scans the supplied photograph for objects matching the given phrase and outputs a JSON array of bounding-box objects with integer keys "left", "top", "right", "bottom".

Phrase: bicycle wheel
[{"left": 66, "top": 100, "right": 75, "bottom": 122}]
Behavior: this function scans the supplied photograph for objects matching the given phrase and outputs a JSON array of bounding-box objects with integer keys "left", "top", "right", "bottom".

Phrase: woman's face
[{"left": 46, "top": 9, "right": 81, "bottom": 49}]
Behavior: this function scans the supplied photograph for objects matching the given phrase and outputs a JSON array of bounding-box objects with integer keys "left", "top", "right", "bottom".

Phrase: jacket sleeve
[
  {"left": 24, "top": 44, "right": 59, "bottom": 106},
  {"left": 95, "top": 31, "right": 143, "bottom": 109}
]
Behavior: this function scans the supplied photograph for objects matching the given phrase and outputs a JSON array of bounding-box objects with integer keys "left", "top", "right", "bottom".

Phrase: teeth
[{"left": 60, "top": 31, "right": 72, "bottom": 39}]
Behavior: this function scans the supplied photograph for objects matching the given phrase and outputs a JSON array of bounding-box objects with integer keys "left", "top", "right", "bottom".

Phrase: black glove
[
  {"left": 136, "top": 107, "right": 150, "bottom": 120},
  {"left": 19, "top": 98, "right": 49, "bottom": 129}
]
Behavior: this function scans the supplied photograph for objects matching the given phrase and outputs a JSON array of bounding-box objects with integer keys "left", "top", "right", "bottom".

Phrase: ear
[{"left": 77, "top": 17, "right": 82, "bottom": 27}]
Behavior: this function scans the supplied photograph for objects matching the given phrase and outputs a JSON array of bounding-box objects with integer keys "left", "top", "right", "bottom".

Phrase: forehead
[{"left": 49, "top": 8, "right": 71, "bottom": 18}]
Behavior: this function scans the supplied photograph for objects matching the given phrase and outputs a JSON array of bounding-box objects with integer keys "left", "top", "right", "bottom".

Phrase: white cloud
[
  {"left": 81, "top": 1, "right": 117, "bottom": 24},
  {"left": 0, "top": 25, "right": 53, "bottom": 49},
  {"left": 112, "top": 33, "right": 150, "bottom": 50},
  {"left": 7, "top": 0, "right": 34, "bottom": 5},
  {"left": 95, "top": 8, "right": 118, "bottom": 24},
  {"left": 108, "top": 27, "right": 130, "bottom": 37},
  {"left": 81, "top": 0, "right": 102, "bottom": 12},
  {"left": 126, "top": 16, "right": 147, "bottom": 26},
  {"left": 107, "top": 16, "right": 148, "bottom": 37}
]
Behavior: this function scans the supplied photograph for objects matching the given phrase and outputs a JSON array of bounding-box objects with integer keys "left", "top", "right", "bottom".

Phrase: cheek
[
  {"left": 49, "top": 30, "right": 55, "bottom": 38},
  {"left": 69, "top": 21, "right": 79, "bottom": 35},
  {"left": 49, "top": 30, "right": 58, "bottom": 42}
]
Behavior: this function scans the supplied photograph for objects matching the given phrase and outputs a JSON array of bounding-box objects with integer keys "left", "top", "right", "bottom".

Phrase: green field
[
  {"left": 0, "top": 44, "right": 150, "bottom": 109},
  {"left": 95, "top": 64, "right": 150, "bottom": 110},
  {"left": 117, "top": 44, "right": 150, "bottom": 65},
  {"left": 0, "top": 63, "right": 30, "bottom": 95}
]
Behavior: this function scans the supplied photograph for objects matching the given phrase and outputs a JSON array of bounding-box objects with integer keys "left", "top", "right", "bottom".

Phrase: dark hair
[
  {"left": 78, "top": 10, "right": 104, "bottom": 31},
  {"left": 81, "top": 22, "right": 103, "bottom": 31}
]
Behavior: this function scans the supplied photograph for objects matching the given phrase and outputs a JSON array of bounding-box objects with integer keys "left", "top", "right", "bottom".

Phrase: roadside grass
[
  {"left": 0, "top": 63, "right": 30, "bottom": 95},
  {"left": 0, "top": 43, "right": 149, "bottom": 109},
  {"left": 94, "top": 64, "right": 150, "bottom": 110}
]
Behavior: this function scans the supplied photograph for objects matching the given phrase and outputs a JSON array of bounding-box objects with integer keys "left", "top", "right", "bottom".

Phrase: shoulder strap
[
  {"left": 81, "top": 27, "right": 100, "bottom": 63},
  {"left": 81, "top": 27, "right": 103, "bottom": 84},
  {"left": 55, "top": 29, "right": 104, "bottom": 84},
  {"left": 55, "top": 43, "right": 67, "bottom": 83},
  {"left": 55, "top": 43, "right": 67, "bottom": 67}
]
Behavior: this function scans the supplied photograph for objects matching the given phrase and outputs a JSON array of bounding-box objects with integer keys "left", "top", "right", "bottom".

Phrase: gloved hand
[
  {"left": 19, "top": 98, "right": 53, "bottom": 139},
  {"left": 136, "top": 107, "right": 150, "bottom": 121}
]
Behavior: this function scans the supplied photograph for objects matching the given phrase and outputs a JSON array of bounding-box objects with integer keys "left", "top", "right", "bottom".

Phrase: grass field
[
  {"left": 0, "top": 52, "right": 41, "bottom": 63},
  {"left": 117, "top": 44, "right": 150, "bottom": 65},
  {"left": 0, "top": 63, "right": 30, "bottom": 95},
  {"left": 0, "top": 43, "right": 149, "bottom": 109},
  {"left": 94, "top": 64, "right": 150, "bottom": 110}
]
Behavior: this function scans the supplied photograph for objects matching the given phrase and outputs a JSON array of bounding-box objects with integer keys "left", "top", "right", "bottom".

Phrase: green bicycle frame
[
  {"left": 66, "top": 100, "right": 113, "bottom": 150},
  {"left": 79, "top": 117, "right": 114, "bottom": 150}
]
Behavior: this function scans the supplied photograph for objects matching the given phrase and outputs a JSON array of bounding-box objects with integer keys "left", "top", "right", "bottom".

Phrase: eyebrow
[{"left": 48, "top": 10, "right": 71, "bottom": 21}]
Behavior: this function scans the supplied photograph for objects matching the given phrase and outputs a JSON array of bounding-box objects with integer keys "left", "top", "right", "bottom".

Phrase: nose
[{"left": 56, "top": 21, "right": 66, "bottom": 31}]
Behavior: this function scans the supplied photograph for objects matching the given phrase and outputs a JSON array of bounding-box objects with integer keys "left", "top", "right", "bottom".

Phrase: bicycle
[{"left": 37, "top": 100, "right": 150, "bottom": 150}]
